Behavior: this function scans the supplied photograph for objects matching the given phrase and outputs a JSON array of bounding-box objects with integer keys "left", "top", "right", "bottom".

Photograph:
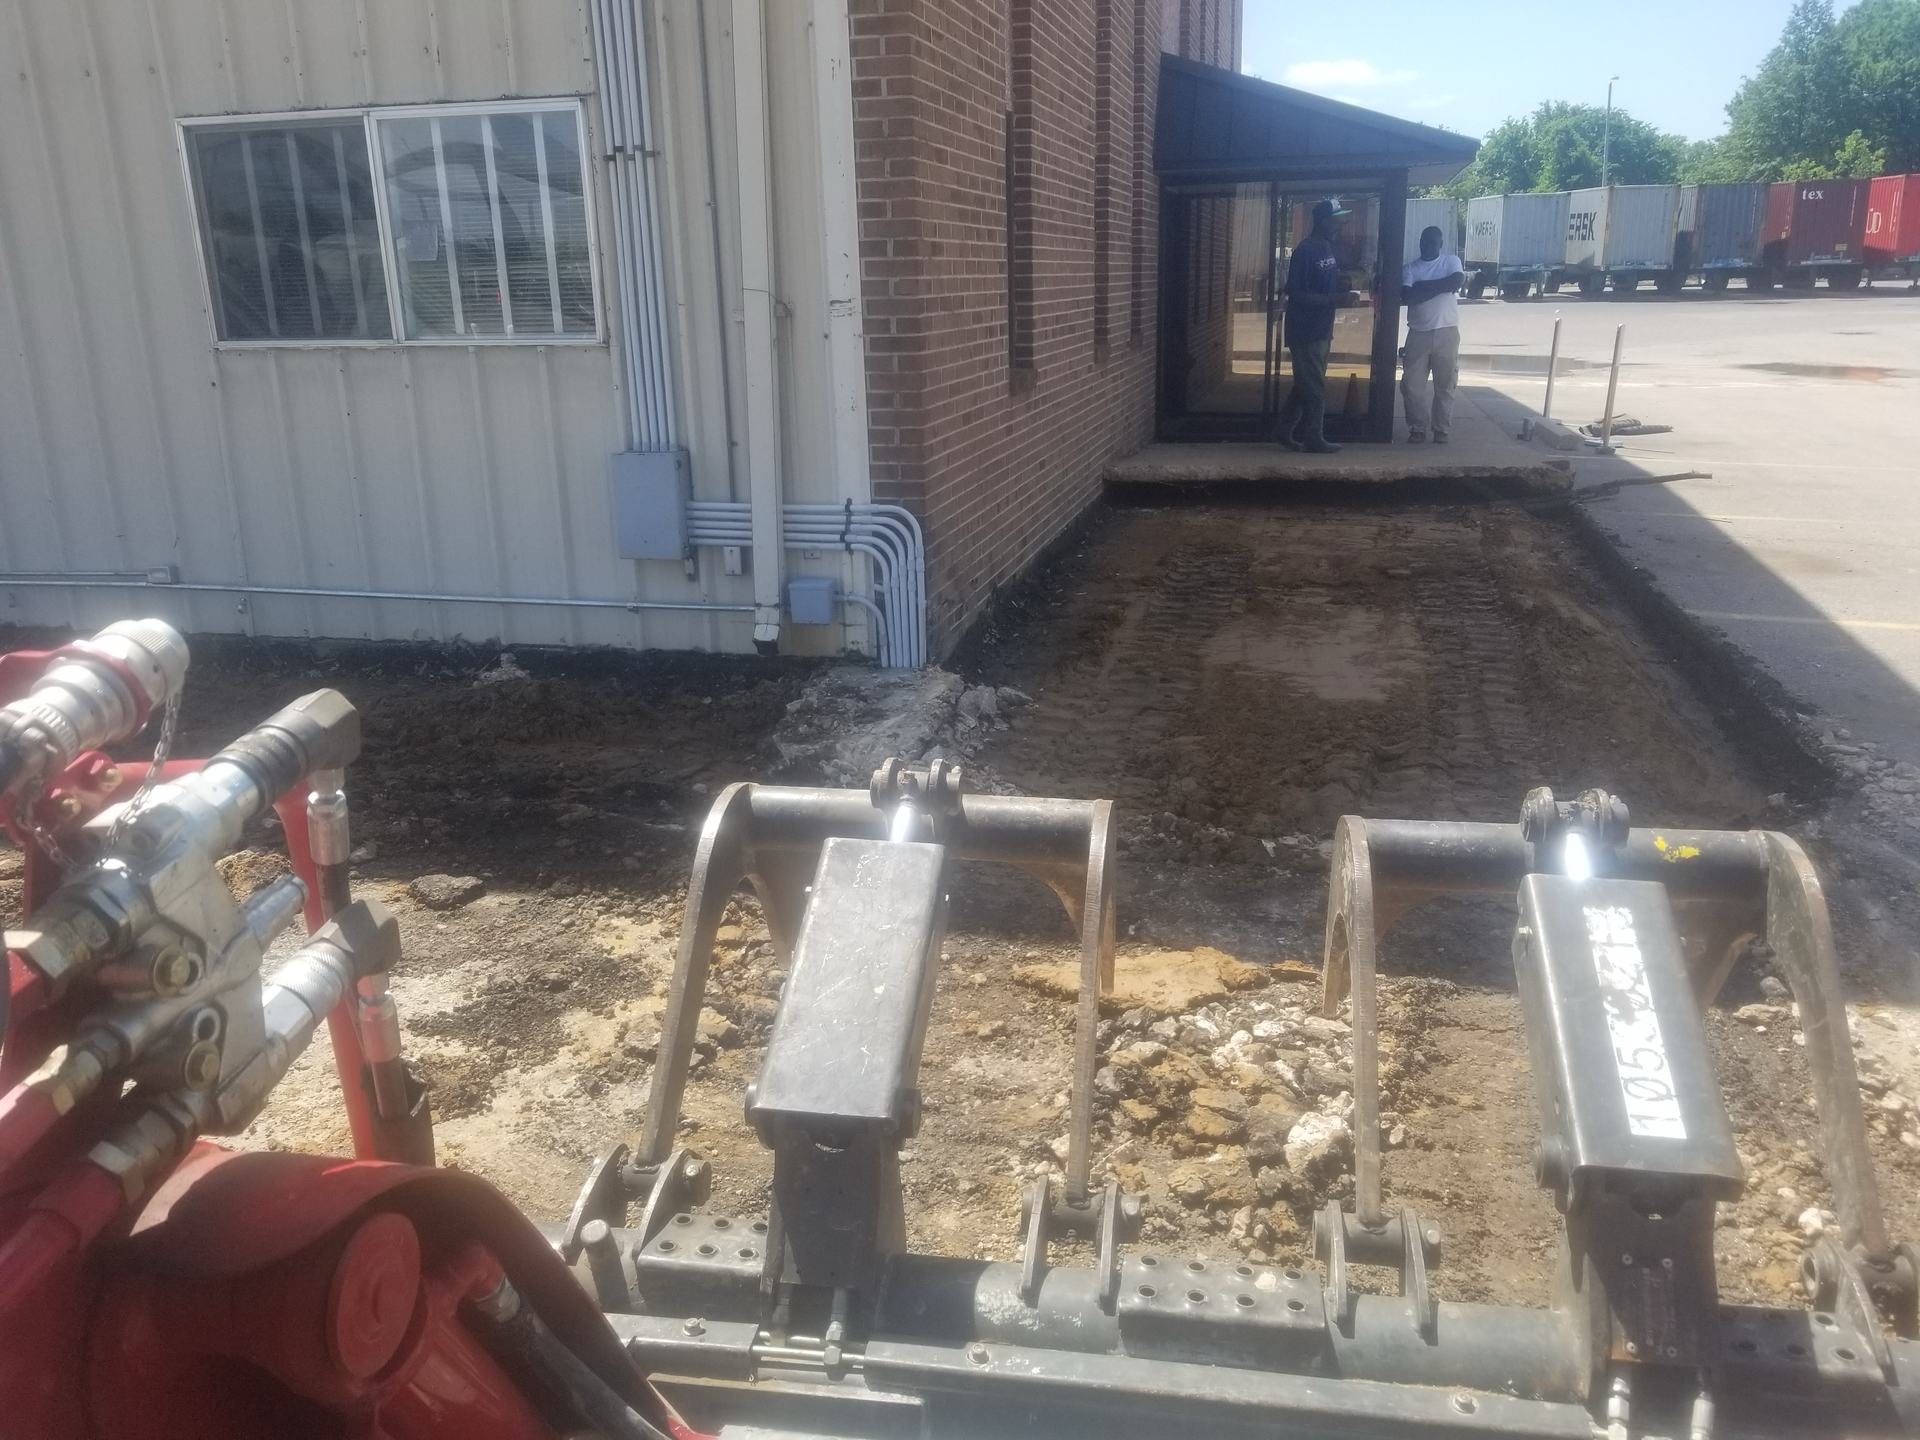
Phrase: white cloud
[{"left": 1282, "top": 59, "right": 1417, "bottom": 89}]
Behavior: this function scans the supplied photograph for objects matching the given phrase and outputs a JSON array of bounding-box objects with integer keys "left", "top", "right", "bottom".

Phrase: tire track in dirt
[
  {"left": 1413, "top": 568, "right": 1545, "bottom": 819},
  {"left": 997, "top": 539, "right": 1256, "bottom": 812}
]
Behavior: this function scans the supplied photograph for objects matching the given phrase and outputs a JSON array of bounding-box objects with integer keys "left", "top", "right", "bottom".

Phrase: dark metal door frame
[{"left": 1154, "top": 169, "right": 1410, "bottom": 446}]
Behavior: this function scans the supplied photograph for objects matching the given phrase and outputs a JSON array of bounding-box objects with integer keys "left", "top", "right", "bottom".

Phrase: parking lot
[{"left": 1459, "top": 286, "right": 1920, "bottom": 775}]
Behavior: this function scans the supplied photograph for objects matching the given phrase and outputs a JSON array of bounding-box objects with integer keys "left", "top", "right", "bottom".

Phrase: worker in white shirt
[{"left": 1399, "top": 225, "right": 1465, "bottom": 444}]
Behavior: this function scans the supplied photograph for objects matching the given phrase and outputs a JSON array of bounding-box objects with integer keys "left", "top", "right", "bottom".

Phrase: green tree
[
  {"left": 1676, "top": 136, "right": 1745, "bottom": 183},
  {"left": 1836, "top": 0, "right": 1920, "bottom": 171},
  {"left": 1780, "top": 129, "right": 1890, "bottom": 179},
  {"left": 1440, "top": 102, "right": 1686, "bottom": 196},
  {"left": 1720, "top": 0, "right": 1920, "bottom": 179}
]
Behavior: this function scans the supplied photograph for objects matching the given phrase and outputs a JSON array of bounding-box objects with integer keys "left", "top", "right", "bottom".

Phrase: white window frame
[{"left": 178, "top": 98, "right": 605, "bottom": 350}]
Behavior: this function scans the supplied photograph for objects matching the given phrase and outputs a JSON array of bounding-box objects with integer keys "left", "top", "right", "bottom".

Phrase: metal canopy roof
[{"left": 1155, "top": 54, "right": 1480, "bottom": 188}]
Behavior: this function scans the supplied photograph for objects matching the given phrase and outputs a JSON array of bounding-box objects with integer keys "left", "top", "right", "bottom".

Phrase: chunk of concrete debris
[
  {"left": 697, "top": 1009, "right": 742, "bottom": 1049},
  {"left": 408, "top": 874, "right": 485, "bottom": 911},
  {"left": 473, "top": 652, "right": 533, "bottom": 686},
  {"left": 1735, "top": 1004, "right": 1788, "bottom": 1027},
  {"left": 1798, "top": 1207, "right": 1838, "bottom": 1238},
  {"left": 1243, "top": 1092, "right": 1306, "bottom": 1172},
  {"left": 1014, "top": 946, "right": 1265, "bottom": 1013},
  {"left": 1168, "top": 1163, "right": 1214, "bottom": 1207},
  {"left": 1185, "top": 1108, "right": 1245, "bottom": 1143},
  {"left": 1120, "top": 1098, "right": 1161, "bottom": 1127},
  {"left": 1110, "top": 1040, "right": 1169, "bottom": 1068},
  {"left": 1191, "top": 1088, "right": 1249, "bottom": 1119},
  {"left": 1284, "top": 1111, "right": 1352, "bottom": 1177},
  {"left": 1228, "top": 1205, "right": 1255, "bottom": 1245},
  {"left": 956, "top": 685, "right": 1000, "bottom": 724}
]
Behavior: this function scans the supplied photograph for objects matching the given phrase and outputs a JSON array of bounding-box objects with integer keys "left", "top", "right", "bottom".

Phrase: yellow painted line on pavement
[{"left": 1690, "top": 610, "right": 1920, "bottom": 633}]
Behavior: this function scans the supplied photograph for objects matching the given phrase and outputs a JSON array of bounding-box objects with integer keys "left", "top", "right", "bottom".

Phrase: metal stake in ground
[
  {"left": 1600, "top": 324, "right": 1626, "bottom": 451},
  {"left": 1543, "top": 315, "right": 1562, "bottom": 420}
]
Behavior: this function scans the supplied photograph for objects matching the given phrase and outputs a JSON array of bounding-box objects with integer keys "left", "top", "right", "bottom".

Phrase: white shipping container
[
  {"left": 1465, "top": 193, "right": 1570, "bottom": 269},
  {"left": 1566, "top": 185, "right": 1683, "bottom": 271},
  {"left": 1403, "top": 197, "right": 1463, "bottom": 258}
]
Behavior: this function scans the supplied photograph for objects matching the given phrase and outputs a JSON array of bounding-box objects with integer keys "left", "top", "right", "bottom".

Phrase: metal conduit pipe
[
  {"left": 784, "top": 523, "right": 919, "bottom": 669},
  {"left": 708, "top": 523, "right": 912, "bottom": 668},
  {"left": 0, "top": 576, "right": 755, "bottom": 615},
  {"left": 841, "top": 594, "right": 890, "bottom": 665},
  {"left": 612, "top": 0, "right": 676, "bottom": 446},
  {"left": 688, "top": 501, "right": 928, "bottom": 667},
  {"left": 586, "top": 0, "right": 642, "bottom": 443},
  {"left": 686, "top": 520, "right": 907, "bottom": 668},
  {"left": 783, "top": 504, "right": 927, "bottom": 667},
  {"left": 773, "top": 520, "right": 909, "bottom": 661},
  {"left": 587, "top": 0, "right": 676, "bottom": 448}
]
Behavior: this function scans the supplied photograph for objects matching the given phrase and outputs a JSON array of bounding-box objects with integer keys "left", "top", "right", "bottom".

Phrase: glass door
[
  {"left": 1158, "top": 182, "right": 1282, "bottom": 439},
  {"left": 1273, "top": 191, "right": 1381, "bottom": 443},
  {"left": 1159, "top": 183, "right": 1387, "bottom": 443}
]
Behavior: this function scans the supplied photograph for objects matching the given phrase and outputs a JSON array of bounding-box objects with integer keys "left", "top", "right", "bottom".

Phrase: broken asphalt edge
[{"left": 1562, "top": 505, "right": 1835, "bottom": 803}]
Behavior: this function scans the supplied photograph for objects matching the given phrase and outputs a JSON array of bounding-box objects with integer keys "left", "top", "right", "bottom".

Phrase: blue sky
[{"left": 1241, "top": 0, "right": 1860, "bottom": 142}]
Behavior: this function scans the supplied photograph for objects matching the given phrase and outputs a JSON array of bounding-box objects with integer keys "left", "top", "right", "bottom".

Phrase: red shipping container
[
  {"left": 1762, "top": 179, "right": 1871, "bottom": 266},
  {"left": 1865, "top": 174, "right": 1920, "bottom": 266}
]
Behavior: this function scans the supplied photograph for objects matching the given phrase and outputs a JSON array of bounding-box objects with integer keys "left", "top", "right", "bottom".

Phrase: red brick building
[
  {"left": 0, "top": 0, "right": 1466, "bottom": 666},
  {"left": 850, "top": 1, "right": 1244, "bottom": 650}
]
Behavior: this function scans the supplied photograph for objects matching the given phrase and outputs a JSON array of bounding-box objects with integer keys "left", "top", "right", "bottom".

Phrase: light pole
[{"left": 1602, "top": 76, "right": 1619, "bottom": 188}]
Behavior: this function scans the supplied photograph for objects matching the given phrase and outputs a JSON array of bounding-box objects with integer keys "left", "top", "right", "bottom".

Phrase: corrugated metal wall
[{"left": 0, "top": 0, "right": 859, "bottom": 654}]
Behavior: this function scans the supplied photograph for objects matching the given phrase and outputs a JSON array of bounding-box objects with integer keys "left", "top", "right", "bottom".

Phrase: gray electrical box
[
  {"left": 787, "top": 576, "right": 837, "bottom": 625},
  {"left": 609, "top": 449, "right": 689, "bottom": 561}
]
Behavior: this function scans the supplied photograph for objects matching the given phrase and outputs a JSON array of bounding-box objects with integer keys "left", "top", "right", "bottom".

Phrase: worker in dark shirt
[{"left": 1278, "top": 198, "right": 1364, "bottom": 454}]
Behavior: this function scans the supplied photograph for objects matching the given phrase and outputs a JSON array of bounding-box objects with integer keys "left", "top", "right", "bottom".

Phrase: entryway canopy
[
  {"left": 1155, "top": 55, "right": 1481, "bottom": 189},
  {"left": 1153, "top": 56, "right": 1480, "bottom": 445}
]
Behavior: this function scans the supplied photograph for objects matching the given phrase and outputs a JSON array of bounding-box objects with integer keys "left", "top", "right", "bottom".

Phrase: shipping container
[
  {"left": 1760, "top": 179, "right": 1871, "bottom": 287},
  {"left": 1676, "top": 183, "right": 1768, "bottom": 290},
  {"left": 1564, "top": 185, "right": 1683, "bottom": 294},
  {"left": 1463, "top": 192, "right": 1568, "bottom": 296},
  {"left": 1865, "top": 174, "right": 1920, "bottom": 275},
  {"left": 1403, "top": 197, "right": 1463, "bottom": 260}
]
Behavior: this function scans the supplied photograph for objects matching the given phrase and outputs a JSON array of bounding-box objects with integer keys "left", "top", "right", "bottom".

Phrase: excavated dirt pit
[{"left": 5, "top": 496, "right": 1918, "bottom": 1315}]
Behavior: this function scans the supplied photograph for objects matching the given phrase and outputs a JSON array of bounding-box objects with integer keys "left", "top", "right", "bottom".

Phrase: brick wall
[{"left": 849, "top": 0, "right": 1240, "bottom": 655}]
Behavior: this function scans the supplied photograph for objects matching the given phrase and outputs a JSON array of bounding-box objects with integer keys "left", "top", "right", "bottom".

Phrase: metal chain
[
  {"left": 14, "top": 784, "right": 76, "bottom": 873},
  {"left": 106, "top": 690, "right": 182, "bottom": 851}
]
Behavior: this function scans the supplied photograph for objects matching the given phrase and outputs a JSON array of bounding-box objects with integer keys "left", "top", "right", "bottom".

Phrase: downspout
[
  {"left": 808, "top": 0, "right": 877, "bottom": 659},
  {"left": 730, "top": 0, "right": 784, "bottom": 652}
]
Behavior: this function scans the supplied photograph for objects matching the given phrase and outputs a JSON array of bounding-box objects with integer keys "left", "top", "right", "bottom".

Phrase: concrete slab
[{"left": 1107, "top": 388, "right": 1570, "bottom": 491}]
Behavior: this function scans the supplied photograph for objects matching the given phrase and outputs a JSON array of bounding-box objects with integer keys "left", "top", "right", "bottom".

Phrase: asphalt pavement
[{"left": 1455, "top": 284, "right": 1920, "bottom": 767}]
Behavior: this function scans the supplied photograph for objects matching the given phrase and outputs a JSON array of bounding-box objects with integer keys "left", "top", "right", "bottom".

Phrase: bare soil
[{"left": 5, "top": 496, "right": 1918, "bottom": 1313}]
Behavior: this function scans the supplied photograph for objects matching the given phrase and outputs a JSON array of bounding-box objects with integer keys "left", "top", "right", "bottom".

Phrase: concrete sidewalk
[{"left": 1105, "top": 387, "right": 1570, "bottom": 492}]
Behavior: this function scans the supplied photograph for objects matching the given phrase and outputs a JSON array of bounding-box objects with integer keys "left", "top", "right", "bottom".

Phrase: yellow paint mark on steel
[
  {"left": 1690, "top": 610, "right": 1920, "bottom": 634},
  {"left": 1653, "top": 835, "right": 1702, "bottom": 863}
]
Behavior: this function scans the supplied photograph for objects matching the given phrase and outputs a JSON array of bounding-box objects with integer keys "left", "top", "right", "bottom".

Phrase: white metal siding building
[{"left": 0, "top": 0, "right": 888, "bottom": 659}]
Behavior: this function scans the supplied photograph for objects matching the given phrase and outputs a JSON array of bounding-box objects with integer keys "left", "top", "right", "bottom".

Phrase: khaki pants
[{"left": 1401, "top": 325, "right": 1460, "bottom": 438}]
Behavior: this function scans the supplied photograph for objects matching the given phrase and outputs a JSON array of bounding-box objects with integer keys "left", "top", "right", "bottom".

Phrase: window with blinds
[
  {"left": 182, "top": 100, "right": 599, "bottom": 346},
  {"left": 188, "top": 119, "right": 391, "bottom": 341}
]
